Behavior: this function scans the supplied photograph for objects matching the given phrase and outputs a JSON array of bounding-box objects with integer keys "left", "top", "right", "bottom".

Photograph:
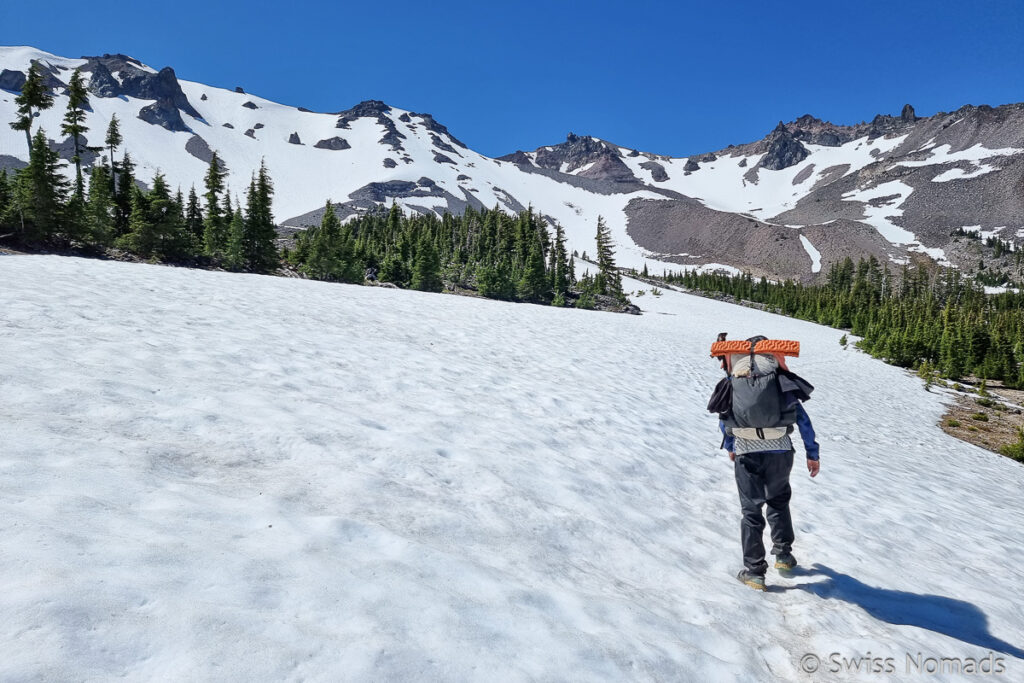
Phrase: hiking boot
[
  {"left": 774, "top": 553, "right": 797, "bottom": 571},
  {"left": 736, "top": 569, "right": 767, "bottom": 592}
]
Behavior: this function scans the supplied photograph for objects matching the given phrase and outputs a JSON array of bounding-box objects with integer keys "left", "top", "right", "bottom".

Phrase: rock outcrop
[
  {"left": 314, "top": 136, "right": 351, "bottom": 150},
  {"left": 0, "top": 68, "right": 26, "bottom": 91},
  {"left": 138, "top": 97, "right": 190, "bottom": 132},
  {"left": 760, "top": 122, "right": 809, "bottom": 170}
]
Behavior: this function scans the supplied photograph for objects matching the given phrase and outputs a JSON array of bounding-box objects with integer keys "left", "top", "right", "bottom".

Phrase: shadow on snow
[{"left": 790, "top": 564, "right": 1024, "bottom": 660}]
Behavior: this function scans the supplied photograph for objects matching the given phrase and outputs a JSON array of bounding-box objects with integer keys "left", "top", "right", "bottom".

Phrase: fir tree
[
  {"left": 231, "top": 160, "right": 278, "bottom": 273},
  {"left": 60, "top": 68, "right": 89, "bottom": 197},
  {"left": 226, "top": 207, "right": 245, "bottom": 269},
  {"left": 85, "top": 162, "right": 116, "bottom": 245},
  {"left": 303, "top": 201, "right": 361, "bottom": 282},
  {"left": 517, "top": 235, "right": 549, "bottom": 302},
  {"left": 105, "top": 115, "right": 123, "bottom": 194},
  {"left": 185, "top": 187, "right": 203, "bottom": 240},
  {"left": 14, "top": 128, "right": 67, "bottom": 242},
  {"left": 119, "top": 173, "right": 191, "bottom": 260},
  {"left": 411, "top": 231, "right": 443, "bottom": 292},
  {"left": 0, "top": 170, "right": 10, "bottom": 237},
  {"left": 9, "top": 63, "right": 54, "bottom": 153},
  {"left": 594, "top": 216, "right": 623, "bottom": 298},
  {"left": 113, "top": 153, "right": 135, "bottom": 236},
  {"left": 202, "top": 153, "right": 229, "bottom": 258},
  {"left": 552, "top": 223, "right": 570, "bottom": 297}
]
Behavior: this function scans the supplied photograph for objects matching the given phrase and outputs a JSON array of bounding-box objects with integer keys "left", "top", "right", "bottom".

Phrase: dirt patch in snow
[{"left": 938, "top": 380, "right": 1024, "bottom": 458}]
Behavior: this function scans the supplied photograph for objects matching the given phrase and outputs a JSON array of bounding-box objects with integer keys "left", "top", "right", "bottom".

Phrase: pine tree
[
  {"left": 119, "top": 174, "right": 191, "bottom": 260},
  {"left": 552, "top": 223, "right": 570, "bottom": 297},
  {"left": 202, "top": 153, "right": 229, "bottom": 258},
  {"left": 185, "top": 187, "right": 203, "bottom": 240},
  {"left": 517, "top": 234, "right": 549, "bottom": 302},
  {"left": 0, "top": 170, "right": 10, "bottom": 237},
  {"left": 14, "top": 128, "right": 67, "bottom": 242},
  {"left": 594, "top": 216, "right": 623, "bottom": 298},
  {"left": 9, "top": 63, "right": 54, "bottom": 153},
  {"left": 412, "top": 231, "right": 443, "bottom": 292},
  {"left": 85, "top": 162, "right": 115, "bottom": 245},
  {"left": 303, "top": 201, "right": 348, "bottom": 281},
  {"left": 105, "top": 115, "right": 123, "bottom": 195},
  {"left": 60, "top": 68, "right": 89, "bottom": 197},
  {"left": 232, "top": 160, "right": 278, "bottom": 273},
  {"left": 113, "top": 153, "right": 135, "bottom": 236},
  {"left": 120, "top": 185, "right": 150, "bottom": 255},
  {"left": 226, "top": 207, "right": 245, "bottom": 269}
]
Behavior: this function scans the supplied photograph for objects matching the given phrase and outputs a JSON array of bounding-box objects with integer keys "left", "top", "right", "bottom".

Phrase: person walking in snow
[{"left": 707, "top": 334, "right": 820, "bottom": 592}]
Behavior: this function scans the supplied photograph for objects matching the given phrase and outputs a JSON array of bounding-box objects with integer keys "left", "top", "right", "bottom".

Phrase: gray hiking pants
[{"left": 734, "top": 450, "right": 795, "bottom": 575}]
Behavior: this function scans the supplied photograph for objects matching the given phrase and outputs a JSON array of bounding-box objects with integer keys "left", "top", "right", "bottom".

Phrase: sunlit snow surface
[{"left": 3, "top": 259, "right": 1024, "bottom": 678}]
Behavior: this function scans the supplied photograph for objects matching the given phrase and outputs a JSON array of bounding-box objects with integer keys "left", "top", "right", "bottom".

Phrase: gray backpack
[{"left": 722, "top": 353, "right": 797, "bottom": 440}]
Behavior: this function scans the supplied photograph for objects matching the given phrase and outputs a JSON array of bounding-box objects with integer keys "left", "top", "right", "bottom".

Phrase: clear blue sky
[{"left": 3, "top": 0, "right": 1022, "bottom": 158}]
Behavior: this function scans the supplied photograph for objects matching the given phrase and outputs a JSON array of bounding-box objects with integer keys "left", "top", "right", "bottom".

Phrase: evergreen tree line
[
  {"left": 285, "top": 204, "right": 627, "bottom": 308},
  {"left": 656, "top": 256, "right": 1024, "bottom": 386},
  {"left": 1, "top": 64, "right": 279, "bottom": 274}
]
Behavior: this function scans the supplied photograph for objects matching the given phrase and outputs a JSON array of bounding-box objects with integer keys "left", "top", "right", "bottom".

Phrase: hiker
[{"left": 707, "top": 334, "right": 820, "bottom": 592}]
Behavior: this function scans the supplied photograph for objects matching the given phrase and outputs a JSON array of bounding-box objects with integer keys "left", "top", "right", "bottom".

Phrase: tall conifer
[{"left": 9, "top": 63, "right": 54, "bottom": 153}]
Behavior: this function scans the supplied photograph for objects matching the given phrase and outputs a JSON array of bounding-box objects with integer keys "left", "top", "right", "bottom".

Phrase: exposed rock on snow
[
  {"left": 185, "top": 135, "right": 215, "bottom": 163},
  {"left": 313, "top": 136, "right": 351, "bottom": 151},
  {"left": 0, "top": 68, "right": 27, "bottom": 91},
  {"left": 138, "top": 97, "right": 190, "bottom": 132},
  {"left": 639, "top": 160, "right": 668, "bottom": 182}
]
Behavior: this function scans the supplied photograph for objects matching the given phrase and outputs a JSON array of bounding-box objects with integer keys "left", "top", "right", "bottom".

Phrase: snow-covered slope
[
  {"left": 2, "top": 46, "right": 1023, "bottom": 281},
  {"left": 2, "top": 254, "right": 1023, "bottom": 681}
]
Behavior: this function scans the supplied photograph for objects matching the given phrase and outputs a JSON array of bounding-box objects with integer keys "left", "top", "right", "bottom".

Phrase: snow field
[{"left": 2, "top": 255, "right": 1023, "bottom": 681}]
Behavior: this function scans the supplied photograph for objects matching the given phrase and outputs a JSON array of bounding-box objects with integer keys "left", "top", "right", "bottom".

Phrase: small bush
[
  {"left": 967, "top": 426, "right": 979, "bottom": 432},
  {"left": 946, "top": 419, "right": 961, "bottom": 428},
  {"left": 952, "top": 383, "right": 965, "bottom": 392},
  {"left": 635, "top": 289, "right": 646, "bottom": 297},
  {"left": 971, "top": 412, "right": 989, "bottom": 422},
  {"left": 976, "top": 397, "right": 995, "bottom": 408},
  {"left": 999, "top": 428, "right": 1024, "bottom": 461},
  {"left": 650, "top": 287, "right": 663, "bottom": 297},
  {"left": 839, "top": 334, "right": 848, "bottom": 347}
]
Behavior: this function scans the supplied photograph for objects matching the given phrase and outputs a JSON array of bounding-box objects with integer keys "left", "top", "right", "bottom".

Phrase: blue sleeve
[
  {"left": 719, "top": 421, "right": 735, "bottom": 452},
  {"left": 795, "top": 402, "right": 820, "bottom": 461}
]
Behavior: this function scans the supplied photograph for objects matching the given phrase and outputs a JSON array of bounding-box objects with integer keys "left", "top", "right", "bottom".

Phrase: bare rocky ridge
[{"left": 495, "top": 103, "right": 1024, "bottom": 280}]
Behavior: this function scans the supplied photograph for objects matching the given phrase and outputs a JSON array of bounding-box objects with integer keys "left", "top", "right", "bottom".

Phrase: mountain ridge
[{"left": 2, "top": 45, "right": 1022, "bottom": 283}]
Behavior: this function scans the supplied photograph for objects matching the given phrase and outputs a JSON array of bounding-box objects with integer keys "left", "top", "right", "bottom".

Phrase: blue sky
[{"left": 3, "top": 0, "right": 1022, "bottom": 157}]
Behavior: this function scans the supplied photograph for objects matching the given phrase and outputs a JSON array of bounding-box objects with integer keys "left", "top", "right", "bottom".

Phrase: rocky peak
[
  {"left": 334, "top": 100, "right": 405, "bottom": 151},
  {"left": 82, "top": 57, "right": 200, "bottom": 124},
  {"left": 531, "top": 133, "right": 619, "bottom": 172},
  {"left": 760, "top": 121, "right": 809, "bottom": 170},
  {"left": 335, "top": 100, "right": 392, "bottom": 123},
  {"left": 901, "top": 103, "right": 917, "bottom": 122}
]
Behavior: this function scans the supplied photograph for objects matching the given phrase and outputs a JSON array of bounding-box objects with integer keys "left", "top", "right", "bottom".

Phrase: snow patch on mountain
[{"left": 799, "top": 234, "right": 822, "bottom": 273}]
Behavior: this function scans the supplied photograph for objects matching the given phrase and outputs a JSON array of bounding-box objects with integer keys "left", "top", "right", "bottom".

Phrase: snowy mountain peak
[{"left": 2, "top": 45, "right": 1023, "bottom": 282}]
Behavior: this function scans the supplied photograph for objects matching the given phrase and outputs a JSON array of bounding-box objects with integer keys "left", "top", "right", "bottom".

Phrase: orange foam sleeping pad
[{"left": 710, "top": 339, "right": 800, "bottom": 357}]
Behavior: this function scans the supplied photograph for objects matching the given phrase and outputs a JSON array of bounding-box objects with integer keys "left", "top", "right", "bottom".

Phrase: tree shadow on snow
[{"left": 794, "top": 563, "right": 1024, "bottom": 660}]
